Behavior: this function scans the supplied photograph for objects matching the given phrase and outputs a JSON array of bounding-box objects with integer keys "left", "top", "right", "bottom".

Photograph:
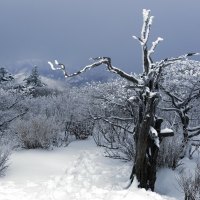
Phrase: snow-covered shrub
[
  {"left": 93, "top": 120, "right": 135, "bottom": 161},
  {"left": 0, "top": 146, "right": 10, "bottom": 176},
  {"left": 28, "top": 86, "right": 60, "bottom": 98},
  {"left": 65, "top": 119, "right": 94, "bottom": 140},
  {"left": 13, "top": 115, "right": 59, "bottom": 149},
  {"left": 178, "top": 164, "right": 200, "bottom": 200},
  {"left": 88, "top": 79, "right": 136, "bottom": 161},
  {"left": 157, "top": 134, "right": 182, "bottom": 169},
  {"left": 0, "top": 89, "right": 27, "bottom": 130}
]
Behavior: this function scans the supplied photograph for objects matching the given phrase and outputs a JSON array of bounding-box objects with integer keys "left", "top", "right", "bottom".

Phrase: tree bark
[{"left": 132, "top": 93, "right": 160, "bottom": 190}]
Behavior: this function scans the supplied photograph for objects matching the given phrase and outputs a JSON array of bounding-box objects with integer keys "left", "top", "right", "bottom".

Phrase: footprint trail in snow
[{"left": 0, "top": 138, "right": 175, "bottom": 200}]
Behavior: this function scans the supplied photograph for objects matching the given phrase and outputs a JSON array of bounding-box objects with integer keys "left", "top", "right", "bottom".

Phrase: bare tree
[
  {"left": 161, "top": 79, "right": 200, "bottom": 159},
  {"left": 48, "top": 9, "right": 198, "bottom": 190}
]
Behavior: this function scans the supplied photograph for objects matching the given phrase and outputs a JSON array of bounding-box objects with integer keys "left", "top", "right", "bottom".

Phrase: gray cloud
[{"left": 0, "top": 0, "right": 199, "bottom": 75}]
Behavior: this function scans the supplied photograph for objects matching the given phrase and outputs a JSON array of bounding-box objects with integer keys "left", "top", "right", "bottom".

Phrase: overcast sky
[{"left": 0, "top": 0, "right": 200, "bottom": 74}]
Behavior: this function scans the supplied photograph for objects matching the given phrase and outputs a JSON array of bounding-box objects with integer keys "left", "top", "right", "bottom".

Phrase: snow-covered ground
[
  {"left": 156, "top": 168, "right": 182, "bottom": 200},
  {"left": 0, "top": 138, "right": 177, "bottom": 200}
]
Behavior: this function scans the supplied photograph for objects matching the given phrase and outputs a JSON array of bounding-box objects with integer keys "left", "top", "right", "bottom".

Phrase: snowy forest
[{"left": 0, "top": 8, "right": 200, "bottom": 200}]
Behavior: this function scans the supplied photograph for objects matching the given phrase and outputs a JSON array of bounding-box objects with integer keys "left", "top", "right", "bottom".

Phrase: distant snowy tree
[
  {"left": 24, "top": 66, "right": 45, "bottom": 88},
  {"left": 0, "top": 67, "right": 14, "bottom": 83},
  {"left": 0, "top": 67, "right": 15, "bottom": 91},
  {"left": 23, "top": 66, "right": 46, "bottom": 97},
  {"left": 48, "top": 9, "right": 199, "bottom": 190}
]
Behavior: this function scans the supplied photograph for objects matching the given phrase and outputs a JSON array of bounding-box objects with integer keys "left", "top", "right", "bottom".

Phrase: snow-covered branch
[
  {"left": 149, "top": 126, "right": 160, "bottom": 148},
  {"left": 141, "top": 9, "right": 154, "bottom": 44},
  {"left": 158, "top": 107, "right": 181, "bottom": 114},
  {"left": 148, "top": 37, "right": 163, "bottom": 56},
  {"left": 48, "top": 57, "right": 139, "bottom": 84},
  {"left": 188, "top": 130, "right": 200, "bottom": 139},
  {"left": 157, "top": 53, "right": 200, "bottom": 68},
  {"left": 188, "top": 126, "right": 200, "bottom": 132},
  {"left": 160, "top": 128, "right": 174, "bottom": 137}
]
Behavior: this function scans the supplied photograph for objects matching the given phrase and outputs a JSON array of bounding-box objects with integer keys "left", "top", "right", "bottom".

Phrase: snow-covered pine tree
[
  {"left": 48, "top": 9, "right": 199, "bottom": 191},
  {"left": 23, "top": 66, "right": 46, "bottom": 97},
  {"left": 24, "top": 66, "right": 45, "bottom": 88}
]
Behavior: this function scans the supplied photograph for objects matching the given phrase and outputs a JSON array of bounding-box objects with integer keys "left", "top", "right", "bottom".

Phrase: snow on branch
[
  {"left": 48, "top": 9, "right": 199, "bottom": 89},
  {"left": 132, "top": 9, "right": 154, "bottom": 47},
  {"left": 158, "top": 53, "right": 200, "bottom": 68},
  {"left": 141, "top": 9, "right": 154, "bottom": 44},
  {"left": 148, "top": 37, "right": 163, "bottom": 56},
  {"left": 132, "top": 35, "right": 143, "bottom": 45},
  {"left": 188, "top": 130, "right": 200, "bottom": 139},
  {"left": 48, "top": 57, "right": 107, "bottom": 77},
  {"left": 160, "top": 128, "right": 174, "bottom": 137},
  {"left": 149, "top": 126, "right": 160, "bottom": 148},
  {"left": 188, "top": 126, "right": 200, "bottom": 132},
  {"left": 48, "top": 57, "right": 140, "bottom": 84},
  {"left": 133, "top": 9, "right": 162, "bottom": 75}
]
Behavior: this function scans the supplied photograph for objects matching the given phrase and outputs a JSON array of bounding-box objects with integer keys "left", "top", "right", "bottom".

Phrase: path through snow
[{"left": 0, "top": 138, "right": 176, "bottom": 200}]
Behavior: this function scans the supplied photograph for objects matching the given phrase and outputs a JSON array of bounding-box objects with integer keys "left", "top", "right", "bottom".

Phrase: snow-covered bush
[
  {"left": 85, "top": 79, "right": 136, "bottom": 161},
  {"left": 93, "top": 120, "right": 135, "bottom": 161},
  {"left": 0, "top": 146, "right": 10, "bottom": 176},
  {"left": 65, "top": 119, "right": 94, "bottom": 140},
  {"left": 13, "top": 115, "right": 59, "bottom": 149},
  {"left": 22, "top": 84, "right": 93, "bottom": 129},
  {"left": 0, "top": 89, "right": 27, "bottom": 129},
  {"left": 0, "top": 67, "right": 15, "bottom": 90},
  {"left": 157, "top": 134, "right": 182, "bottom": 169},
  {"left": 27, "top": 86, "right": 60, "bottom": 98},
  {"left": 178, "top": 163, "right": 200, "bottom": 200}
]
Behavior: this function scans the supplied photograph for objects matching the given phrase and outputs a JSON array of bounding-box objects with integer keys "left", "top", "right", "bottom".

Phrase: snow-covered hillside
[{"left": 0, "top": 138, "right": 176, "bottom": 200}]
